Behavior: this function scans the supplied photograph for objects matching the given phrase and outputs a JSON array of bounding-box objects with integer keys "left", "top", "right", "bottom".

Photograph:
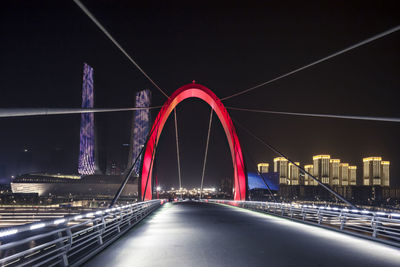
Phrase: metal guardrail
[
  {"left": 203, "top": 199, "right": 400, "bottom": 247},
  {"left": 0, "top": 200, "right": 164, "bottom": 267}
]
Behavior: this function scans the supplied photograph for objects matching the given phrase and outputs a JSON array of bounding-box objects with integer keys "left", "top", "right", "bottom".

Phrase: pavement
[{"left": 84, "top": 201, "right": 400, "bottom": 267}]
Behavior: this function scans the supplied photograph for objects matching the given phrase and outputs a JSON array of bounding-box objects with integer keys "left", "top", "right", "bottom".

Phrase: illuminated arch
[{"left": 140, "top": 83, "right": 247, "bottom": 201}]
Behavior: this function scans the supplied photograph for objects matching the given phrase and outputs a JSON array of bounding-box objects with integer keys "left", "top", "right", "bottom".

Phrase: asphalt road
[{"left": 84, "top": 201, "right": 400, "bottom": 267}]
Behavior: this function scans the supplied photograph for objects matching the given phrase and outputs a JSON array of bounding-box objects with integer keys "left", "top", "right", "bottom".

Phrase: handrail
[
  {"left": 203, "top": 199, "right": 400, "bottom": 247},
  {"left": 0, "top": 199, "right": 165, "bottom": 266}
]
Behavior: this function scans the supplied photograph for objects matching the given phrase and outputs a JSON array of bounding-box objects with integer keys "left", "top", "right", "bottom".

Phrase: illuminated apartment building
[
  {"left": 288, "top": 162, "right": 300, "bottom": 185},
  {"left": 274, "top": 157, "right": 288, "bottom": 184},
  {"left": 348, "top": 166, "right": 357, "bottom": 185},
  {"left": 257, "top": 163, "right": 269, "bottom": 174},
  {"left": 381, "top": 161, "right": 390, "bottom": 186},
  {"left": 339, "top": 163, "right": 349, "bottom": 186},
  {"left": 329, "top": 159, "right": 340, "bottom": 186},
  {"left": 363, "top": 157, "right": 382, "bottom": 186},
  {"left": 313, "top": 155, "right": 330, "bottom": 184},
  {"left": 304, "top": 165, "right": 317, "bottom": 186}
]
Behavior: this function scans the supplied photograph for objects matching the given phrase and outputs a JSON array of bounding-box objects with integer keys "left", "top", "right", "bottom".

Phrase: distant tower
[
  {"left": 78, "top": 63, "right": 95, "bottom": 175},
  {"left": 363, "top": 157, "right": 382, "bottom": 186},
  {"left": 128, "top": 89, "right": 152, "bottom": 175},
  {"left": 329, "top": 159, "right": 340, "bottom": 186},
  {"left": 381, "top": 161, "right": 390, "bottom": 186},
  {"left": 288, "top": 162, "right": 300, "bottom": 185},
  {"left": 274, "top": 157, "right": 288, "bottom": 184},
  {"left": 304, "top": 164, "right": 316, "bottom": 186},
  {"left": 339, "top": 163, "right": 349, "bottom": 186},
  {"left": 313, "top": 155, "right": 330, "bottom": 184},
  {"left": 257, "top": 163, "right": 269, "bottom": 174},
  {"left": 348, "top": 166, "right": 357, "bottom": 185}
]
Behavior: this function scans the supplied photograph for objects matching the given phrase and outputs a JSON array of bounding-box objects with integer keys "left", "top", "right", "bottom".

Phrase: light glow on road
[
  {"left": 54, "top": 219, "right": 66, "bottom": 225},
  {"left": 0, "top": 229, "right": 18, "bottom": 237},
  {"left": 226, "top": 204, "right": 400, "bottom": 264},
  {"left": 30, "top": 223, "right": 45, "bottom": 230}
]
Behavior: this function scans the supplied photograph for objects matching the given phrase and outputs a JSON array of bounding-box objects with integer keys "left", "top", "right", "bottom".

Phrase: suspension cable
[
  {"left": 72, "top": 0, "right": 169, "bottom": 99},
  {"left": 110, "top": 142, "right": 145, "bottom": 207},
  {"left": 226, "top": 106, "right": 400, "bottom": 123},
  {"left": 232, "top": 117, "right": 355, "bottom": 208},
  {"left": 174, "top": 109, "right": 182, "bottom": 190},
  {"left": 221, "top": 25, "right": 400, "bottom": 101},
  {"left": 110, "top": 109, "right": 163, "bottom": 206},
  {"left": 0, "top": 106, "right": 161, "bottom": 118},
  {"left": 200, "top": 108, "right": 213, "bottom": 199}
]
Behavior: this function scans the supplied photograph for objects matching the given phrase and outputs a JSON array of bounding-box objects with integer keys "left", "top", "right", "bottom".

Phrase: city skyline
[
  {"left": 0, "top": 1, "right": 399, "bottom": 189},
  {"left": 258, "top": 154, "right": 390, "bottom": 187},
  {"left": 0, "top": 2, "right": 399, "bottom": 265}
]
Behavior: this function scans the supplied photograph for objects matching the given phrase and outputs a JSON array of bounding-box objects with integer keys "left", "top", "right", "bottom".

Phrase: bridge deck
[{"left": 84, "top": 201, "right": 400, "bottom": 267}]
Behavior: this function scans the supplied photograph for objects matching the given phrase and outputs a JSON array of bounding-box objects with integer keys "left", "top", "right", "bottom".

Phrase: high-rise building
[
  {"left": 363, "top": 157, "right": 382, "bottom": 186},
  {"left": 257, "top": 163, "right": 269, "bottom": 174},
  {"left": 381, "top": 161, "right": 390, "bottom": 186},
  {"left": 339, "top": 163, "right": 349, "bottom": 186},
  {"left": 274, "top": 157, "right": 288, "bottom": 184},
  {"left": 304, "top": 165, "right": 317, "bottom": 186},
  {"left": 313, "top": 155, "right": 330, "bottom": 184},
  {"left": 329, "top": 159, "right": 340, "bottom": 186},
  {"left": 348, "top": 166, "right": 357, "bottom": 185},
  {"left": 128, "top": 89, "right": 152, "bottom": 175},
  {"left": 288, "top": 162, "right": 300, "bottom": 185},
  {"left": 78, "top": 63, "right": 95, "bottom": 175}
]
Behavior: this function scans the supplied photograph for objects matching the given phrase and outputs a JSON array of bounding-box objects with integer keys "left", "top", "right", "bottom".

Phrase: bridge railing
[
  {"left": 0, "top": 199, "right": 164, "bottom": 267},
  {"left": 203, "top": 199, "right": 400, "bottom": 247}
]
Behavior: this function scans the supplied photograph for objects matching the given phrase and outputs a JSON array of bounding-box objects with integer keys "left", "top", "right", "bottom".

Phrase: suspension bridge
[{"left": 1, "top": 0, "right": 400, "bottom": 266}]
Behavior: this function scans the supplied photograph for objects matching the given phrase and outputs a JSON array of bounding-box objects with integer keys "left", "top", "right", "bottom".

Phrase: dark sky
[{"left": 0, "top": 0, "right": 399, "bottom": 188}]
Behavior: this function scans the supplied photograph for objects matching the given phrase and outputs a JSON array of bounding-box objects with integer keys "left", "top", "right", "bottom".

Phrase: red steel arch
[{"left": 140, "top": 83, "right": 247, "bottom": 201}]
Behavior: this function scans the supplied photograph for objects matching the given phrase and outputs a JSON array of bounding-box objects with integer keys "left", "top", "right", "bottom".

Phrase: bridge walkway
[{"left": 84, "top": 201, "right": 400, "bottom": 267}]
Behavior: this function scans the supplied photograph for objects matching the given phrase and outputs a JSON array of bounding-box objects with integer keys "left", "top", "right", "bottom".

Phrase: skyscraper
[
  {"left": 381, "top": 161, "right": 390, "bottom": 186},
  {"left": 363, "top": 157, "right": 382, "bottom": 186},
  {"left": 257, "top": 163, "right": 269, "bottom": 174},
  {"left": 313, "top": 155, "right": 330, "bottom": 184},
  {"left": 274, "top": 157, "right": 288, "bottom": 184},
  {"left": 348, "top": 166, "right": 357, "bottom": 185},
  {"left": 339, "top": 163, "right": 349, "bottom": 186},
  {"left": 288, "top": 162, "right": 300, "bottom": 185},
  {"left": 329, "top": 159, "right": 340, "bottom": 186},
  {"left": 128, "top": 89, "right": 152, "bottom": 175},
  {"left": 304, "top": 164, "right": 316, "bottom": 186},
  {"left": 78, "top": 63, "right": 95, "bottom": 175}
]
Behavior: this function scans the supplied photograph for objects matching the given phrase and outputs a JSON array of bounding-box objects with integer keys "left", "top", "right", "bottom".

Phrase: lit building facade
[
  {"left": 128, "top": 89, "right": 151, "bottom": 175},
  {"left": 339, "top": 163, "right": 349, "bottom": 186},
  {"left": 11, "top": 174, "right": 138, "bottom": 198},
  {"left": 257, "top": 163, "right": 269, "bottom": 174},
  {"left": 381, "top": 161, "right": 390, "bottom": 186},
  {"left": 348, "top": 166, "right": 357, "bottom": 185},
  {"left": 304, "top": 165, "right": 317, "bottom": 186},
  {"left": 313, "top": 155, "right": 330, "bottom": 184},
  {"left": 329, "top": 159, "right": 340, "bottom": 186},
  {"left": 363, "top": 157, "right": 382, "bottom": 186},
  {"left": 274, "top": 157, "right": 288, "bottom": 184},
  {"left": 78, "top": 63, "right": 95, "bottom": 175},
  {"left": 288, "top": 162, "right": 300, "bottom": 185}
]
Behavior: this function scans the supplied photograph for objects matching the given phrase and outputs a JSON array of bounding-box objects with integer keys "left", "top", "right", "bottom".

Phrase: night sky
[{"left": 0, "top": 1, "right": 399, "bottom": 188}]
